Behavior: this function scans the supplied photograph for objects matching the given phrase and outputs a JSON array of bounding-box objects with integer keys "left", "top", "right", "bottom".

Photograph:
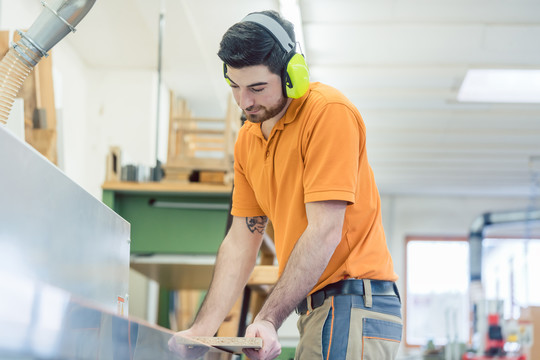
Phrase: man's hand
[
  {"left": 243, "top": 319, "right": 281, "bottom": 360},
  {"left": 168, "top": 329, "right": 209, "bottom": 360}
]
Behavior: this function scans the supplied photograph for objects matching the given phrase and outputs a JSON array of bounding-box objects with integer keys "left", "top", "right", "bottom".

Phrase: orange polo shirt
[{"left": 231, "top": 82, "right": 397, "bottom": 293}]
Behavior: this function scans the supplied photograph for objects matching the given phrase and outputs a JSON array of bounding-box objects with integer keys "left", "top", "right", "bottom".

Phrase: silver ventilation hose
[{"left": 0, "top": 0, "right": 96, "bottom": 124}]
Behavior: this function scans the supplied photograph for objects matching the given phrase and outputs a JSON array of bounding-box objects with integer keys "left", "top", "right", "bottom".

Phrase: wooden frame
[{"left": 164, "top": 92, "right": 241, "bottom": 184}]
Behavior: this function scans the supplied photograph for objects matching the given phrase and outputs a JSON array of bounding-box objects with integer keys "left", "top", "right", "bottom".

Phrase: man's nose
[{"left": 239, "top": 89, "right": 255, "bottom": 110}]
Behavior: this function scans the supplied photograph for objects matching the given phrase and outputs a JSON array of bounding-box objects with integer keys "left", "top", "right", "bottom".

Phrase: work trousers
[{"left": 295, "top": 280, "right": 403, "bottom": 360}]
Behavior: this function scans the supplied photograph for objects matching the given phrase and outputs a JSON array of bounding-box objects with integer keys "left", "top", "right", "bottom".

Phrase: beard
[{"left": 244, "top": 96, "right": 289, "bottom": 124}]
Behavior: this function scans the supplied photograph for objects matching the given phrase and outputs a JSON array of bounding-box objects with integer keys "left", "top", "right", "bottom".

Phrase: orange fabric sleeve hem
[
  {"left": 231, "top": 207, "right": 267, "bottom": 218},
  {"left": 304, "top": 190, "right": 355, "bottom": 204}
]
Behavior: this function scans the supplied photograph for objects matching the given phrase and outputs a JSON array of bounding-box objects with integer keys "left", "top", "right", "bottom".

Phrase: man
[{"left": 169, "top": 10, "right": 402, "bottom": 360}]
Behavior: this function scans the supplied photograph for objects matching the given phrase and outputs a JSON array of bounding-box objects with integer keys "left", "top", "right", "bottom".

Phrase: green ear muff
[
  {"left": 224, "top": 12, "right": 311, "bottom": 99},
  {"left": 223, "top": 63, "right": 231, "bottom": 86},
  {"left": 285, "top": 53, "right": 309, "bottom": 99}
]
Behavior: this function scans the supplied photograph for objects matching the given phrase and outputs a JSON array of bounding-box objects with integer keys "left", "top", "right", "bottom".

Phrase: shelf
[
  {"left": 102, "top": 181, "right": 232, "bottom": 194},
  {"left": 130, "top": 254, "right": 278, "bottom": 291}
]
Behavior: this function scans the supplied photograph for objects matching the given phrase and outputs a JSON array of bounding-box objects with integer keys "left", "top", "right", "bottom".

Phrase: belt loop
[
  {"left": 307, "top": 294, "right": 313, "bottom": 313},
  {"left": 363, "top": 279, "right": 372, "bottom": 308},
  {"left": 393, "top": 283, "right": 402, "bottom": 304}
]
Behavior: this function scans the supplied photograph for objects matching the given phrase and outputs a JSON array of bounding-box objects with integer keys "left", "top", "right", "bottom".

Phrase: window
[
  {"left": 405, "top": 235, "right": 540, "bottom": 348},
  {"left": 482, "top": 237, "right": 540, "bottom": 319},
  {"left": 405, "top": 237, "right": 469, "bottom": 346}
]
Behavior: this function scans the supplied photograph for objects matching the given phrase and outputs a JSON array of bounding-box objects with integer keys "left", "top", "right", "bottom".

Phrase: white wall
[
  {"left": 52, "top": 44, "right": 90, "bottom": 185},
  {"left": 83, "top": 68, "right": 159, "bottom": 197},
  {"left": 0, "top": 1, "right": 167, "bottom": 199},
  {"left": 0, "top": 0, "right": 42, "bottom": 28}
]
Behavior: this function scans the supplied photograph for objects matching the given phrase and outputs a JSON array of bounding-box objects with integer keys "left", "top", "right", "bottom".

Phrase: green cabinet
[{"left": 102, "top": 182, "right": 232, "bottom": 254}]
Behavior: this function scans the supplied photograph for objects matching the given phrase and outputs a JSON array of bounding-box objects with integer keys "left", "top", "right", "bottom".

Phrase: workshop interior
[{"left": 1, "top": 0, "right": 540, "bottom": 359}]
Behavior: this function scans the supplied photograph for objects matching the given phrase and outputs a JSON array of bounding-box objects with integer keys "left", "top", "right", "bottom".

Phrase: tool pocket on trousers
[{"left": 362, "top": 317, "right": 402, "bottom": 360}]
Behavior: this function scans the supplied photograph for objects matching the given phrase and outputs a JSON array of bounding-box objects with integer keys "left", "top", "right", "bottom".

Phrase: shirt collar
[{"left": 274, "top": 84, "right": 312, "bottom": 130}]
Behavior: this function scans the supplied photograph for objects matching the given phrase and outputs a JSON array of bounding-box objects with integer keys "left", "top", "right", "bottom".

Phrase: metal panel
[
  {"left": 0, "top": 127, "right": 130, "bottom": 313},
  {"left": 0, "top": 272, "right": 225, "bottom": 359}
]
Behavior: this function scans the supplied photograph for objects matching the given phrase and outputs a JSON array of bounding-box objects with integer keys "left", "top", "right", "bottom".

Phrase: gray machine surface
[
  {"left": 0, "top": 271, "right": 224, "bottom": 359},
  {"left": 0, "top": 128, "right": 226, "bottom": 359},
  {"left": 0, "top": 126, "right": 130, "bottom": 312}
]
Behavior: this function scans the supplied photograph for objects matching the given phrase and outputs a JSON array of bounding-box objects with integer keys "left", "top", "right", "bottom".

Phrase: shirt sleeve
[
  {"left": 231, "top": 130, "right": 266, "bottom": 217},
  {"left": 302, "top": 103, "right": 362, "bottom": 204}
]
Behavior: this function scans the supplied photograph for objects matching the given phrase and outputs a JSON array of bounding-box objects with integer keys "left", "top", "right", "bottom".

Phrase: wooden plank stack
[{"left": 164, "top": 92, "right": 242, "bottom": 185}]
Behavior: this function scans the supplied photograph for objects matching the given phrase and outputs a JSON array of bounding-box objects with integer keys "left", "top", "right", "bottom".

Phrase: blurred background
[{"left": 1, "top": 1, "right": 540, "bottom": 359}]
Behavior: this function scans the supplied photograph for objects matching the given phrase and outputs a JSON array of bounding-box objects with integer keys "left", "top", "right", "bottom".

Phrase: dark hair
[{"left": 218, "top": 10, "right": 295, "bottom": 76}]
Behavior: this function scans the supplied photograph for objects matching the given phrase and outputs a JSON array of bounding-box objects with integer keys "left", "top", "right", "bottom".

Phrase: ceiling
[{"left": 65, "top": 0, "right": 540, "bottom": 198}]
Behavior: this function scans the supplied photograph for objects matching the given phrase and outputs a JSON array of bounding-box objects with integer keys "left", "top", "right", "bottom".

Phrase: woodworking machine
[{"left": 0, "top": 1, "right": 226, "bottom": 358}]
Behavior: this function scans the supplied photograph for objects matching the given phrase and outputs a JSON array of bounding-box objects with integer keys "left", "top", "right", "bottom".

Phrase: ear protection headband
[{"left": 223, "top": 12, "right": 310, "bottom": 99}]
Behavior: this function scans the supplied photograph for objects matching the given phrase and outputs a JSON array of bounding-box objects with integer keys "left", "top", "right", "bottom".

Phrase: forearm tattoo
[{"left": 246, "top": 216, "right": 268, "bottom": 234}]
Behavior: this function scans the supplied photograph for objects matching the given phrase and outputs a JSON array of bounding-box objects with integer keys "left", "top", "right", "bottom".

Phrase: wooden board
[
  {"left": 1, "top": 31, "right": 9, "bottom": 56},
  {"left": 5, "top": 30, "right": 58, "bottom": 164},
  {"left": 190, "top": 337, "right": 262, "bottom": 354},
  {"left": 532, "top": 307, "right": 540, "bottom": 360},
  {"left": 105, "top": 146, "right": 122, "bottom": 182},
  {"left": 199, "top": 171, "right": 226, "bottom": 184},
  {"left": 102, "top": 180, "right": 232, "bottom": 194}
]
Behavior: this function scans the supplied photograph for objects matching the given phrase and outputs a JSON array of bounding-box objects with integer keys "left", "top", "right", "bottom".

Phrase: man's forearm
[
  {"left": 255, "top": 203, "right": 345, "bottom": 329},
  {"left": 254, "top": 228, "right": 337, "bottom": 328},
  {"left": 191, "top": 217, "right": 265, "bottom": 335}
]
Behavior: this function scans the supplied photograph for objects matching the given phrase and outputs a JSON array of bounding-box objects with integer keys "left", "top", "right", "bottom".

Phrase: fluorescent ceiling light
[
  {"left": 458, "top": 69, "right": 540, "bottom": 103},
  {"left": 279, "top": 0, "right": 306, "bottom": 56}
]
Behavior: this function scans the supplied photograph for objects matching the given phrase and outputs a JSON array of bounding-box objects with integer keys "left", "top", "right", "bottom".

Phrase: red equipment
[{"left": 462, "top": 313, "right": 526, "bottom": 360}]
